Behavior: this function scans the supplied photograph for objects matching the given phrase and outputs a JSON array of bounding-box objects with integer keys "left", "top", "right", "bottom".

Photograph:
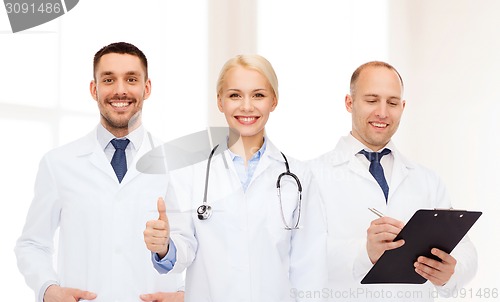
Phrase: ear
[
  {"left": 143, "top": 78, "right": 152, "bottom": 100},
  {"left": 270, "top": 96, "right": 278, "bottom": 112},
  {"left": 345, "top": 94, "right": 354, "bottom": 113},
  {"left": 90, "top": 80, "right": 98, "bottom": 101},
  {"left": 217, "top": 94, "right": 224, "bottom": 112},
  {"left": 402, "top": 99, "right": 406, "bottom": 110}
]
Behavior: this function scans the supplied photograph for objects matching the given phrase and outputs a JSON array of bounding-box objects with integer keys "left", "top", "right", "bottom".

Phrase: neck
[
  {"left": 228, "top": 132, "right": 264, "bottom": 164},
  {"left": 103, "top": 120, "right": 141, "bottom": 138}
]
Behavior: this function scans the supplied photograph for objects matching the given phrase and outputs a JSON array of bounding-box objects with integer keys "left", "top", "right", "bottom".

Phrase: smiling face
[
  {"left": 346, "top": 65, "right": 405, "bottom": 151},
  {"left": 90, "top": 53, "right": 151, "bottom": 137},
  {"left": 217, "top": 66, "right": 277, "bottom": 141}
]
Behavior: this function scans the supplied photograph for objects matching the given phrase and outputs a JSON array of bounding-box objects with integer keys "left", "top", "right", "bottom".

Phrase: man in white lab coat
[
  {"left": 15, "top": 42, "right": 184, "bottom": 302},
  {"left": 311, "top": 61, "right": 477, "bottom": 301}
]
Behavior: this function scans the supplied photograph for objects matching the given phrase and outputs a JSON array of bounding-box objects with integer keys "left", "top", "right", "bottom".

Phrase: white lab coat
[
  {"left": 310, "top": 136, "right": 478, "bottom": 302},
  {"left": 15, "top": 127, "right": 184, "bottom": 302},
  {"left": 164, "top": 139, "right": 328, "bottom": 302}
]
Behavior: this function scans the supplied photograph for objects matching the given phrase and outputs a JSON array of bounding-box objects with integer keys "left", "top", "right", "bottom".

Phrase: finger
[
  {"left": 371, "top": 216, "right": 405, "bottom": 228},
  {"left": 157, "top": 197, "right": 167, "bottom": 222},
  {"left": 69, "top": 288, "right": 97, "bottom": 300},
  {"left": 371, "top": 238, "right": 404, "bottom": 251},
  {"left": 146, "top": 220, "right": 168, "bottom": 231},
  {"left": 368, "top": 222, "right": 403, "bottom": 237},
  {"left": 431, "top": 248, "right": 457, "bottom": 265},
  {"left": 370, "top": 230, "right": 400, "bottom": 242},
  {"left": 386, "top": 239, "right": 405, "bottom": 250},
  {"left": 140, "top": 293, "right": 155, "bottom": 301},
  {"left": 416, "top": 254, "right": 454, "bottom": 274},
  {"left": 414, "top": 265, "right": 446, "bottom": 286},
  {"left": 414, "top": 255, "right": 454, "bottom": 285},
  {"left": 414, "top": 259, "right": 450, "bottom": 286}
]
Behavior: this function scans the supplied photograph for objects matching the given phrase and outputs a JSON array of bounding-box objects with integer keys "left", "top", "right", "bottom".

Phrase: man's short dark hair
[{"left": 93, "top": 42, "right": 148, "bottom": 80}]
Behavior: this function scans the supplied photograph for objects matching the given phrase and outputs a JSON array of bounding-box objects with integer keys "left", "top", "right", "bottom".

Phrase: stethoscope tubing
[{"left": 198, "top": 145, "right": 303, "bottom": 230}]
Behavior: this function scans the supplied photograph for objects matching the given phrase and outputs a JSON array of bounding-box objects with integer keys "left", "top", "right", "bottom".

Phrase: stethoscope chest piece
[{"left": 197, "top": 204, "right": 212, "bottom": 220}]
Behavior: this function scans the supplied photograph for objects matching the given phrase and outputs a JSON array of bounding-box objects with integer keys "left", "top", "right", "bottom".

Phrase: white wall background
[{"left": 1, "top": 0, "right": 498, "bottom": 300}]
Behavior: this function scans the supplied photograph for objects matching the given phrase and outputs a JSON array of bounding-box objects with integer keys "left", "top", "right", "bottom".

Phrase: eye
[
  {"left": 254, "top": 93, "right": 265, "bottom": 98},
  {"left": 102, "top": 78, "right": 113, "bottom": 83},
  {"left": 388, "top": 99, "right": 400, "bottom": 106},
  {"left": 229, "top": 93, "right": 240, "bottom": 98},
  {"left": 127, "top": 77, "right": 138, "bottom": 83},
  {"left": 365, "top": 99, "right": 377, "bottom": 103}
]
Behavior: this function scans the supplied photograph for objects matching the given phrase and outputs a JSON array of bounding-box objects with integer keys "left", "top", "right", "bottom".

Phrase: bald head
[{"left": 350, "top": 61, "right": 404, "bottom": 98}]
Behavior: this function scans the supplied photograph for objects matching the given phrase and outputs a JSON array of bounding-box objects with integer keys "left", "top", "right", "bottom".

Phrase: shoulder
[
  {"left": 393, "top": 148, "right": 445, "bottom": 185},
  {"left": 44, "top": 130, "right": 96, "bottom": 161}
]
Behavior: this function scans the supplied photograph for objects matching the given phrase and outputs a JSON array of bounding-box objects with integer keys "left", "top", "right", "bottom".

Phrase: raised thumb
[{"left": 157, "top": 197, "right": 167, "bottom": 222}]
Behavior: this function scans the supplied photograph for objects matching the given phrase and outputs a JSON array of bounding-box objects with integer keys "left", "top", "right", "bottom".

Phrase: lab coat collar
[
  {"left": 322, "top": 134, "right": 416, "bottom": 201},
  {"left": 214, "top": 137, "right": 286, "bottom": 190},
  {"left": 325, "top": 134, "right": 416, "bottom": 169},
  {"left": 76, "top": 126, "right": 155, "bottom": 185},
  {"left": 245, "top": 138, "right": 285, "bottom": 187}
]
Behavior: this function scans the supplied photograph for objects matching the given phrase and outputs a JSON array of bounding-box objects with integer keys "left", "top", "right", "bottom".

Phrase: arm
[
  {"left": 421, "top": 174, "right": 478, "bottom": 295},
  {"left": 144, "top": 168, "right": 197, "bottom": 274},
  {"left": 14, "top": 155, "right": 98, "bottom": 302},
  {"left": 352, "top": 216, "right": 405, "bottom": 279},
  {"left": 144, "top": 197, "right": 179, "bottom": 273},
  {"left": 14, "top": 156, "right": 61, "bottom": 302}
]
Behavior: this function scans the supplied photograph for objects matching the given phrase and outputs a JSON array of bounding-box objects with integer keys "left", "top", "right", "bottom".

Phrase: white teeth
[
  {"left": 239, "top": 117, "right": 256, "bottom": 122},
  {"left": 371, "top": 122, "right": 387, "bottom": 128},
  {"left": 111, "top": 102, "right": 129, "bottom": 108}
]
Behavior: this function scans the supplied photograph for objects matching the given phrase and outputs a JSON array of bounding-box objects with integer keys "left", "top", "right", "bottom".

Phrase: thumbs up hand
[{"left": 144, "top": 197, "right": 171, "bottom": 258}]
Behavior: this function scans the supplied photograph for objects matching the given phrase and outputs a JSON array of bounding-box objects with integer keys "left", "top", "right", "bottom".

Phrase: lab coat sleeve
[
  {"left": 153, "top": 167, "right": 197, "bottom": 274},
  {"left": 352, "top": 241, "right": 375, "bottom": 281},
  {"left": 352, "top": 170, "right": 479, "bottom": 291},
  {"left": 436, "top": 235, "right": 478, "bottom": 296},
  {"left": 431, "top": 174, "right": 478, "bottom": 296},
  {"left": 289, "top": 170, "right": 328, "bottom": 300},
  {"left": 14, "top": 155, "right": 61, "bottom": 302}
]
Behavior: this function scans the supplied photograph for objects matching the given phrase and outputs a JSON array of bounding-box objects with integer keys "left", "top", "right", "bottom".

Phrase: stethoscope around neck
[{"left": 196, "top": 144, "right": 303, "bottom": 230}]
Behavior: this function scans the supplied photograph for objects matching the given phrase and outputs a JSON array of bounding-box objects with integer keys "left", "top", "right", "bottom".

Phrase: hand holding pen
[{"left": 366, "top": 208, "right": 405, "bottom": 264}]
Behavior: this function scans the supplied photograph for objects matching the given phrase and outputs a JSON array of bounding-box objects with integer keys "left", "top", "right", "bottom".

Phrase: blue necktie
[
  {"left": 110, "top": 138, "right": 130, "bottom": 183},
  {"left": 359, "top": 148, "right": 391, "bottom": 202}
]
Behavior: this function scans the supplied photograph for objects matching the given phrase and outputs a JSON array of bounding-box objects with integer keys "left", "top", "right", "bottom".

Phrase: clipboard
[{"left": 361, "top": 209, "right": 482, "bottom": 284}]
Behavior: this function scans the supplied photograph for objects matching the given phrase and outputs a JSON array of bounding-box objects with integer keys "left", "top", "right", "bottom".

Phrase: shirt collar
[
  {"left": 228, "top": 137, "right": 267, "bottom": 162},
  {"left": 97, "top": 123, "right": 144, "bottom": 151}
]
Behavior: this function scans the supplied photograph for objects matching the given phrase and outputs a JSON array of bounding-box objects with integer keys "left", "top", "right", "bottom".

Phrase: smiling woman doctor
[{"left": 143, "top": 55, "right": 328, "bottom": 302}]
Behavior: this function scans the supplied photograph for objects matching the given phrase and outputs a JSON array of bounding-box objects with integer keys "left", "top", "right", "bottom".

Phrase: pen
[{"left": 368, "top": 208, "right": 384, "bottom": 217}]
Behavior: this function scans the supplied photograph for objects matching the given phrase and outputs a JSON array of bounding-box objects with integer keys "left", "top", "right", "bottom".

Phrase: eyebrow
[
  {"left": 99, "top": 71, "right": 141, "bottom": 77},
  {"left": 226, "top": 88, "right": 268, "bottom": 92},
  {"left": 363, "top": 93, "right": 401, "bottom": 100}
]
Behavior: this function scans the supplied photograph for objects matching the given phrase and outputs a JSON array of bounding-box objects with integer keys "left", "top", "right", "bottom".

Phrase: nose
[
  {"left": 240, "top": 96, "right": 254, "bottom": 111},
  {"left": 375, "top": 102, "right": 388, "bottom": 118},
  {"left": 114, "top": 79, "right": 128, "bottom": 95}
]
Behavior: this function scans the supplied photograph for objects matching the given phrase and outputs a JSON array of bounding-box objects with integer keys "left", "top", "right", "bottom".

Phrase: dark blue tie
[
  {"left": 359, "top": 148, "right": 391, "bottom": 202},
  {"left": 110, "top": 138, "right": 130, "bottom": 183}
]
